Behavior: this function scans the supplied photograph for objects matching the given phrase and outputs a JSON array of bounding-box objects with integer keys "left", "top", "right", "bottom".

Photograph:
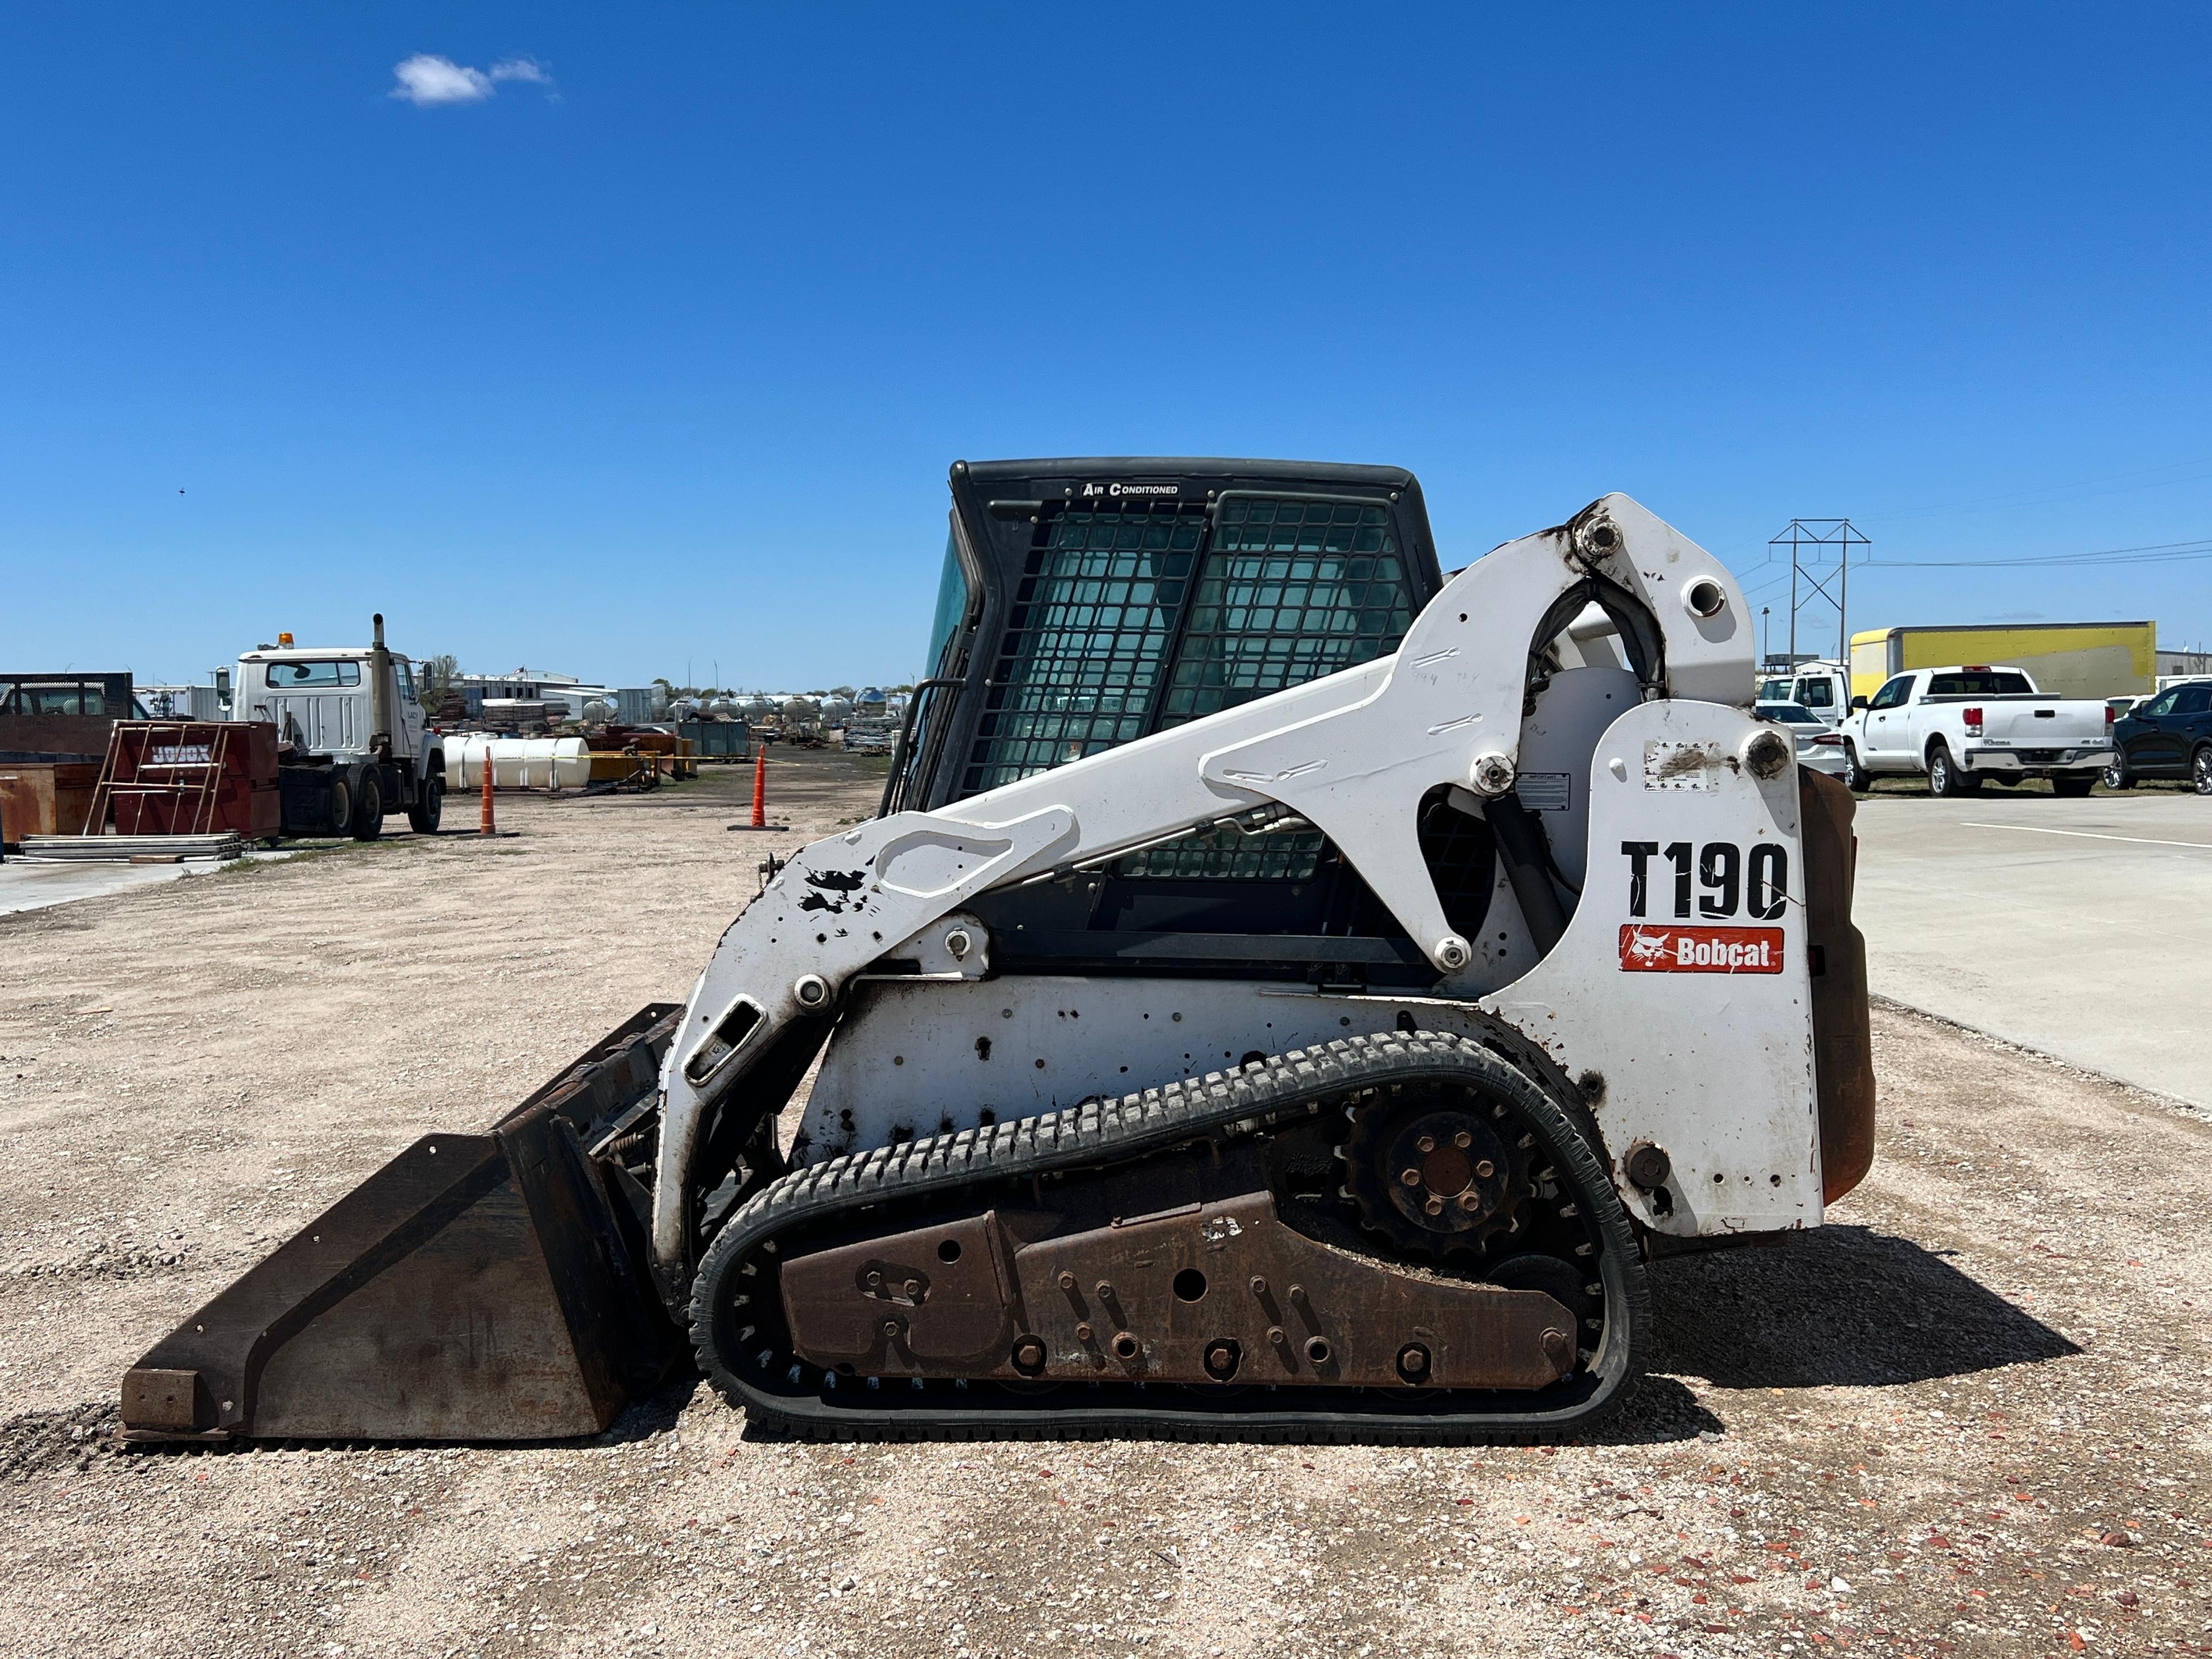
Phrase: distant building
[{"left": 454, "top": 669, "right": 609, "bottom": 721}]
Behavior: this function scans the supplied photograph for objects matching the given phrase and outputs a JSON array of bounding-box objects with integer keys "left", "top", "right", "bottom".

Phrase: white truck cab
[
  {"left": 235, "top": 615, "right": 446, "bottom": 838},
  {"left": 1756, "top": 661, "right": 1850, "bottom": 722},
  {"left": 1839, "top": 664, "right": 2114, "bottom": 798}
]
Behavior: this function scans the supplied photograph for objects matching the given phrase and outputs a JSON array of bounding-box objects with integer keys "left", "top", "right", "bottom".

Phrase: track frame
[{"left": 690, "top": 1032, "right": 1649, "bottom": 1444}]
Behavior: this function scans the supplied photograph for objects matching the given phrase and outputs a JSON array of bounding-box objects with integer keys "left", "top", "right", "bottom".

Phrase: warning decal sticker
[{"left": 1619, "top": 924, "right": 1785, "bottom": 974}]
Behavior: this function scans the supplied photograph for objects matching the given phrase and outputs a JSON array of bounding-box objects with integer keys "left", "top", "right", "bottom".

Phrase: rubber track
[{"left": 690, "top": 1031, "right": 1649, "bottom": 1444}]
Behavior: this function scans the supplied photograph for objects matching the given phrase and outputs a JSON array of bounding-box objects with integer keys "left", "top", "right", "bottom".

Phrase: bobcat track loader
[{"left": 122, "top": 462, "right": 1873, "bottom": 1446}]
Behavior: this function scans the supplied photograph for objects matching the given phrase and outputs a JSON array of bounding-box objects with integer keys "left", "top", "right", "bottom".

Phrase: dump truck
[{"left": 122, "top": 463, "right": 1873, "bottom": 1445}]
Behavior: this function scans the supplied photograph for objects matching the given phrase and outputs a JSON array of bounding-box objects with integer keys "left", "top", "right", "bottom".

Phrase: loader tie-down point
[{"left": 121, "top": 465, "right": 1873, "bottom": 1446}]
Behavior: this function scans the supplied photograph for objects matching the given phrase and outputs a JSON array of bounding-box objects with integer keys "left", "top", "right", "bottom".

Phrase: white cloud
[
  {"left": 390, "top": 55, "right": 493, "bottom": 105},
  {"left": 389, "top": 54, "right": 555, "bottom": 107}
]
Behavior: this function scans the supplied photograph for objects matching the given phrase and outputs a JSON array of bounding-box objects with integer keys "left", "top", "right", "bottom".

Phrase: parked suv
[{"left": 2105, "top": 680, "right": 2212, "bottom": 794}]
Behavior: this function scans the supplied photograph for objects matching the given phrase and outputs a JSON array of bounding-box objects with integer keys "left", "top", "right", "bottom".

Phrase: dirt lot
[{"left": 2, "top": 750, "right": 2206, "bottom": 1659}]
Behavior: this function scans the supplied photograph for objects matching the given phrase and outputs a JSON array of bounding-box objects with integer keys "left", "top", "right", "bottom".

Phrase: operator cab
[{"left": 885, "top": 460, "right": 1634, "bottom": 991}]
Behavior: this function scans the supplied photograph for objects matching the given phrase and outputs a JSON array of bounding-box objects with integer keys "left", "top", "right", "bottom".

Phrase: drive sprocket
[{"left": 1339, "top": 1081, "right": 1535, "bottom": 1258}]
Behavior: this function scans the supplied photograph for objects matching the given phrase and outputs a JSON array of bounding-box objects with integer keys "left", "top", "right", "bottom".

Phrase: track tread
[{"left": 691, "top": 1032, "right": 1648, "bottom": 1444}]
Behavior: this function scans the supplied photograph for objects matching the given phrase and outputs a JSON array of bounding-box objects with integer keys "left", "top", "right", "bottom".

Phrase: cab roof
[{"left": 241, "top": 646, "right": 406, "bottom": 661}]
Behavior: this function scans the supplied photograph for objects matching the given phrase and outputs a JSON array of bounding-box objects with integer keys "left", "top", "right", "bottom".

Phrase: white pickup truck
[{"left": 1839, "top": 664, "right": 2114, "bottom": 797}]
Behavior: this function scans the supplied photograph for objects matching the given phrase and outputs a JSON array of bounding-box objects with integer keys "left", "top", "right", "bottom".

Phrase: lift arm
[{"left": 651, "top": 494, "right": 1755, "bottom": 1275}]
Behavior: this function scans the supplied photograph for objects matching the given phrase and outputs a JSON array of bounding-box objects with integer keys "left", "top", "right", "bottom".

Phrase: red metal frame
[{"left": 86, "top": 721, "right": 281, "bottom": 839}]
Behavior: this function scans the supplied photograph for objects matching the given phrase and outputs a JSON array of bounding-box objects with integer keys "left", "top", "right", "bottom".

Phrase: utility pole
[
  {"left": 1838, "top": 536, "right": 1849, "bottom": 666},
  {"left": 1762, "top": 606, "right": 1771, "bottom": 666},
  {"left": 1770, "top": 520, "right": 1869, "bottom": 666}
]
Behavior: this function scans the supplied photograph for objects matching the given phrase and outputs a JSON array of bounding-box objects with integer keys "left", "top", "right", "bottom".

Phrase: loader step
[{"left": 690, "top": 1031, "right": 1648, "bottom": 1444}]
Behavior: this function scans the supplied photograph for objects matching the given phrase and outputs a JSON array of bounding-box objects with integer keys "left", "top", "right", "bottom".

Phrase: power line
[
  {"left": 1878, "top": 457, "right": 2212, "bottom": 520},
  {"left": 1861, "top": 537, "right": 2212, "bottom": 569}
]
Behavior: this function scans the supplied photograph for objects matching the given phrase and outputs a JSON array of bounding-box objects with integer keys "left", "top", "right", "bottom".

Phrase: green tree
[{"left": 418, "top": 653, "right": 460, "bottom": 709}]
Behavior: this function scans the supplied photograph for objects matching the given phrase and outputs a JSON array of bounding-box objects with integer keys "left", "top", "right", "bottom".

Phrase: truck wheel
[
  {"left": 1927, "top": 742, "right": 1967, "bottom": 798},
  {"left": 2051, "top": 772, "right": 2095, "bottom": 798},
  {"left": 1843, "top": 743, "right": 1871, "bottom": 793},
  {"left": 407, "top": 774, "right": 444, "bottom": 834},
  {"left": 2102, "top": 759, "right": 2133, "bottom": 790},
  {"left": 325, "top": 772, "right": 351, "bottom": 838},
  {"left": 2195, "top": 745, "right": 2212, "bottom": 797},
  {"left": 351, "top": 770, "right": 385, "bottom": 841}
]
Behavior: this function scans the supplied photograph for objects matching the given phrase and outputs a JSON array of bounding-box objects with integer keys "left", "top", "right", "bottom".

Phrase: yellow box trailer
[{"left": 1848, "top": 621, "right": 2156, "bottom": 702}]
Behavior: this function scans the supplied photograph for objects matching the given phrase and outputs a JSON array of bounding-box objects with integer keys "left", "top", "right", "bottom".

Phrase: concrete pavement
[
  {"left": 7, "top": 780, "right": 2201, "bottom": 1105},
  {"left": 1849, "top": 785, "right": 2211, "bottom": 1107},
  {"left": 0, "top": 848, "right": 298, "bottom": 916}
]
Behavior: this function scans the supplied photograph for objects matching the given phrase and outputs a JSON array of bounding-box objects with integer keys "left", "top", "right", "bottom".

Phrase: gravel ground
[{"left": 2, "top": 751, "right": 2206, "bottom": 1658}]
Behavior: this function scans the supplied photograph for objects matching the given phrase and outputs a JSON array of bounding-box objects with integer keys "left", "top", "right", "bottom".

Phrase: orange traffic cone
[
  {"left": 479, "top": 744, "right": 497, "bottom": 836},
  {"left": 727, "top": 742, "right": 782, "bottom": 832}
]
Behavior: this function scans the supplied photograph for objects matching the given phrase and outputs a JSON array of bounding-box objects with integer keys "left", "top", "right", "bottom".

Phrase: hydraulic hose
[{"left": 1487, "top": 793, "right": 1569, "bottom": 956}]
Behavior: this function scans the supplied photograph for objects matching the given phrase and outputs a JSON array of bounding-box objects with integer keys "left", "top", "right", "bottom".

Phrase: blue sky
[{"left": 4, "top": 5, "right": 2209, "bottom": 689}]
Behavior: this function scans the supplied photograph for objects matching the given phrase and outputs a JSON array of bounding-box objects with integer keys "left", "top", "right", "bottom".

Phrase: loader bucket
[{"left": 120, "top": 1005, "right": 687, "bottom": 1444}]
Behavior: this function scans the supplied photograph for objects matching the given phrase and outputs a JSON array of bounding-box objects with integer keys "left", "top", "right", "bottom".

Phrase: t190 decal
[{"left": 1620, "top": 840, "right": 1788, "bottom": 921}]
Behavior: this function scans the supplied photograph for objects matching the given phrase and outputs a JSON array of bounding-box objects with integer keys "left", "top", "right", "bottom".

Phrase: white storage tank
[{"left": 447, "top": 735, "right": 592, "bottom": 790}]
